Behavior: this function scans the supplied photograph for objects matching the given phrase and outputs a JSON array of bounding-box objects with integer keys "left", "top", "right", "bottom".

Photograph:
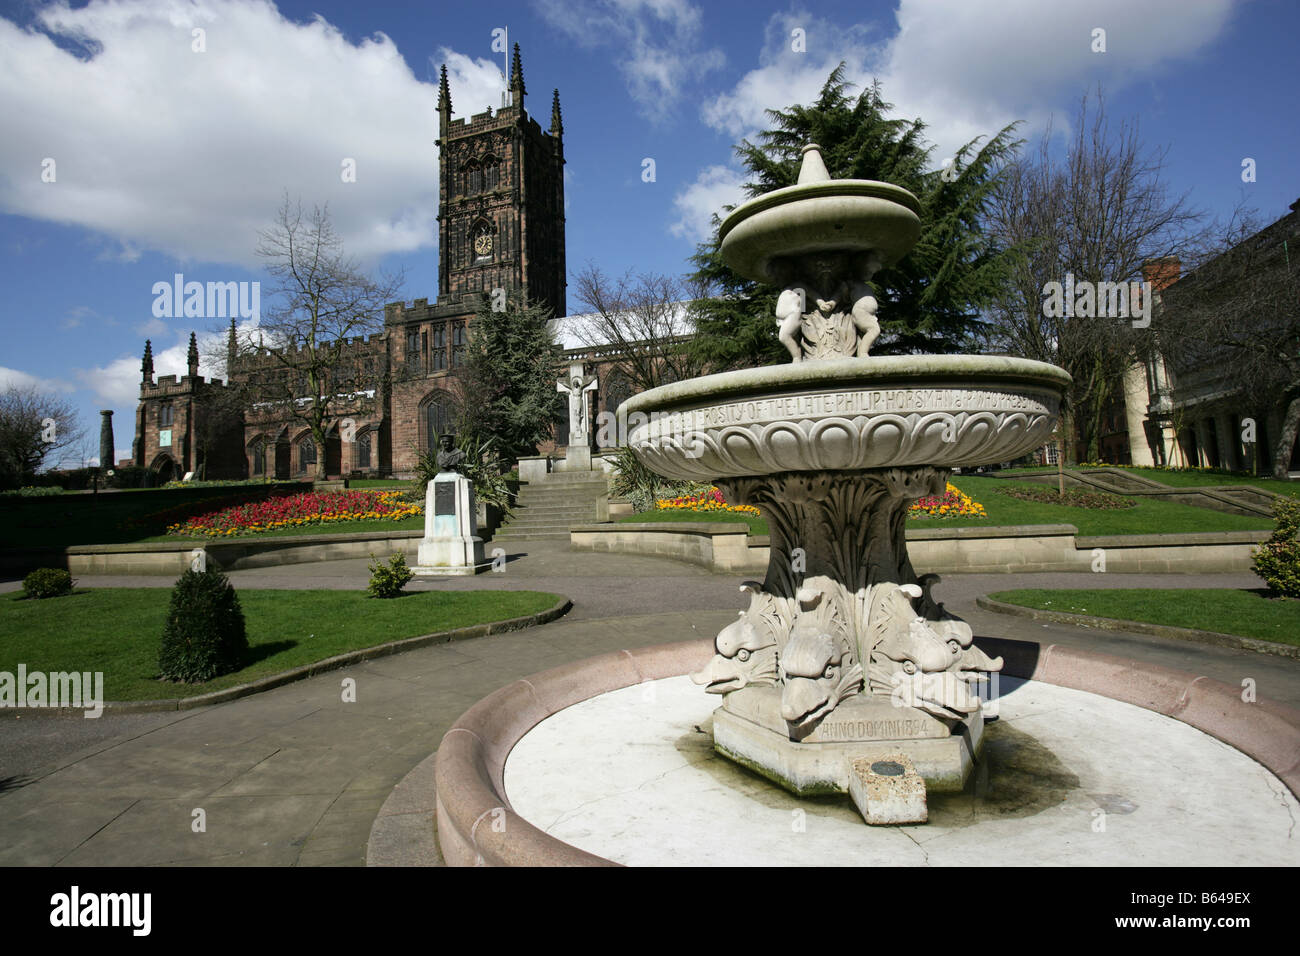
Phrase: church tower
[{"left": 434, "top": 44, "right": 566, "bottom": 317}]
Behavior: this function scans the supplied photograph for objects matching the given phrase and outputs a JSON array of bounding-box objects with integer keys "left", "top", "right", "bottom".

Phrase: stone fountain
[{"left": 623, "top": 145, "right": 1071, "bottom": 817}]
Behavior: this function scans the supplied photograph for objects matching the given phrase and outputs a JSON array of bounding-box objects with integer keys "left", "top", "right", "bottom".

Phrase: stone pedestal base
[
  {"left": 559, "top": 445, "right": 592, "bottom": 472},
  {"left": 413, "top": 536, "right": 486, "bottom": 576},
  {"left": 712, "top": 685, "right": 982, "bottom": 795},
  {"left": 413, "top": 471, "right": 488, "bottom": 576}
]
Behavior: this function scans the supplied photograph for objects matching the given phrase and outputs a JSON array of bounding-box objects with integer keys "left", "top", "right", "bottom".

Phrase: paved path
[{"left": 0, "top": 543, "right": 1295, "bottom": 866}]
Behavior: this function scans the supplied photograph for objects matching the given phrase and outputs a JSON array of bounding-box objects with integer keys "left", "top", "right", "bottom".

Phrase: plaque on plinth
[{"left": 413, "top": 472, "right": 486, "bottom": 575}]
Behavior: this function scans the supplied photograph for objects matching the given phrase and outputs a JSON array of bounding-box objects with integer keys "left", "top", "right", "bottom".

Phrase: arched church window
[
  {"left": 297, "top": 436, "right": 316, "bottom": 475},
  {"left": 424, "top": 391, "right": 453, "bottom": 452},
  {"left": 250, "top": 439, "right": 266, "bottom": 476},
  {"left": 355, "top": 430, "right": 372, "bottom": 469},
  {"left": 464, "top": 161, "right": 482, "bottom": 195},
  {"left": 599, "top": 370, "right": 635, "bottom": 448},
  {"left": 483, "top": 156, "right": 500, "bottom": 191}
]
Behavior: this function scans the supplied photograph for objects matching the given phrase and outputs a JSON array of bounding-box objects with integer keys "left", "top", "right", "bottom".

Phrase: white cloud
[
  {"left": 697, "top": 0, "right": 1235, "bottom": 170},
  {"left": 669, "top": 164, "right": 747, "bottom": 243},
  {"left": 535, "top": 0, "right": 724, "bottom": 122},
  {"left": 76, "top": 323, "right": 237, "bottom": 407},
  {"left": 135, "top": 317, "right": 171, "bottom": 338},
  {"left": 0, "top": 365, "right": 77, "bottom": 393},
  {"left": 0, "top": 0, "right": 505, "bottom": 268}
]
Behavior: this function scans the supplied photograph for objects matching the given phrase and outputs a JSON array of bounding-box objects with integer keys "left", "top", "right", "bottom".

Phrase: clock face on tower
[{"left": 474, "top": 232, "right": 493, "bottom": 258}]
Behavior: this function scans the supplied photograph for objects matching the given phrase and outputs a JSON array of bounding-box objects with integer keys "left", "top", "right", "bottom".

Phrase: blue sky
[{"left": 0, "top": 0, "right": 1294, "bottom": 466}]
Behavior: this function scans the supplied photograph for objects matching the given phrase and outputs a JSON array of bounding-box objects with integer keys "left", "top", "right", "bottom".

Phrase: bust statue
[{"left": 436, "top": 434, "right": 466, "bottom": 473}]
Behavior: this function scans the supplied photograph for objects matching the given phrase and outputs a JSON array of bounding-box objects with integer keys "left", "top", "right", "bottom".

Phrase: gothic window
[
  {"left": 483, "top": 156, "right": 500, "bottom": 191},
  {"left": 605, "top": 371, "right": 634, "bottom": 415},
  {"left": 159, "top": 403, "right": 174, "bottom": 427},
  {"left": 597, "top": 371, "right": 635, "bottom": 449},
  {"left": 463, "top": 161, "right": 482, "bottom": 195},
  {"left": 406, "top": 328, "right": 422, "bottom": 373},
  {"left": 297, "top": 436, "right": 316, "bottom": 475},
  {"left": 452, "top": 322, "right": 467, "bottom": 367},
  {"left": 250, "top": 440, "right": 265, "bottom": 476},
  {"left": 424, "top": 391, "right": 453, "bottom": 450},
  {"left": 432, "top": 324, "right": 447, "bottom": 371},
  {"left": 355, "top": 430, "right": 372, "bottom": 469}
]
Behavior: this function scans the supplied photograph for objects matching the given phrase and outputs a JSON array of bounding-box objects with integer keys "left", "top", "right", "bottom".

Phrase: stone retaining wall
[
  {"left": 570, "top": 522, "right": 1269, "bottom": 575},
  {"left": 22, "top": 530, "right": 425, "bottom": 577}
]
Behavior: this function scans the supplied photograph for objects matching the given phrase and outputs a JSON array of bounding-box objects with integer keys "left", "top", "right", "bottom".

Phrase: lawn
[
  {"left": 909, "top": 476, "right": 1274, "bottom": 535},
  {"left": 617, "top": 475, "right": 1274, "bottom": 538},
  {"left": 987, "top": 588, "right": 1300, "bottom": 647},
  {"left": 0, "top": 587, "right": 562, "bottom": 700},
  {"left": 998, "top": 464, "right": 1298, "bottom": 495}
]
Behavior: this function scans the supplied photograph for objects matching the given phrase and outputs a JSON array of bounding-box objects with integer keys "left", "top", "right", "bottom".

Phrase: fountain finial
[{"left": 797, "top": 144, "right": 831, "bottom": 184}]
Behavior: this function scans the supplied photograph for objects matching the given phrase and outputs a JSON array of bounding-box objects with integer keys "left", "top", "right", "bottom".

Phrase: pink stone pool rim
[{"left": 433, "top": 637, "right": 1300, "bottom": 867}]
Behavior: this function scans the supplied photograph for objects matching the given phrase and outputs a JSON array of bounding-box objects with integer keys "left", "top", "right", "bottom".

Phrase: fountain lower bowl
[{"left": 623, "top": 355, "right": 1070, "bottom": 482}]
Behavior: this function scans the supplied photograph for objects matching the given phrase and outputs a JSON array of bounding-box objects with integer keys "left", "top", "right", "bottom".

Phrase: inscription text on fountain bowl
[{"left": 638, "top": 387, "right": 1054, "bottom": 436}]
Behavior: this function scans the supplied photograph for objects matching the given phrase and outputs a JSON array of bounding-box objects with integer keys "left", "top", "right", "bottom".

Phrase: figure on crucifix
[{"left": 557, "top": 362, "right": 600, "bottom": 446}]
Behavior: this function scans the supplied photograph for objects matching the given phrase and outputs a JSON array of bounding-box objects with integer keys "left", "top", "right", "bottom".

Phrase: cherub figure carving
[
  {"left": 772, "top": 251, "right": 886, "bottom": 361},
  {"left": 848, "top": 252, "right": 883, "bottom": 358}
]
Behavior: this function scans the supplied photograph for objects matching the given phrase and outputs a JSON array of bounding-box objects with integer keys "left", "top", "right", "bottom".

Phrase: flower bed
[
  {"left": 908, "top": 483, "right": 987, "bottom": 519},
  {"left": 656, "top": 486, "right": 761, "bottom": 517},
  {"left": 166, "top": 490, "right": 422, "bottom": 537}
]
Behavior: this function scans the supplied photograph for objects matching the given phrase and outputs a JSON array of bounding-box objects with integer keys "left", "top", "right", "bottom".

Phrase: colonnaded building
[
  {"left": 1098, "top": 198, "right": 1300, "bottom": 474},
  {"left": 128, "top": 45, "right": 638, "bottom": 482}
]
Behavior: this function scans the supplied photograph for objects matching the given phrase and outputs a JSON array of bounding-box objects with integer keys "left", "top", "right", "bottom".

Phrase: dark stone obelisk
[{"left": 99, "top": 410, "right": 115, "bottom": 470}]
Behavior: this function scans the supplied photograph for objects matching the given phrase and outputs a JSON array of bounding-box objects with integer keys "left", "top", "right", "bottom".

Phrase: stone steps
[{"left": 492, "top": 474, "right": 609, "bottom": 541}]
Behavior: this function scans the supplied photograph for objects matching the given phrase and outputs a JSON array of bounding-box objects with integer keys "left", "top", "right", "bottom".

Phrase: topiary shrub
[
  {"left": 158, "top": 569, "right": 249, "bottom": 682},
  {"left": 367, "top": 552, "right": 414, "bottom": 598},
  {"left": 22, "top": 567, "right": 74, "bottom": 599},
  {"left": 1253, "top": 495, "right": 1300, "bottom": 598}
]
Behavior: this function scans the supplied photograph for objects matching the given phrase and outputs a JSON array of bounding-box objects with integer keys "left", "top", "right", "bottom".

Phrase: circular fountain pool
[{"left": 503, "top": 675, "right": 1299, "bottom": 867}]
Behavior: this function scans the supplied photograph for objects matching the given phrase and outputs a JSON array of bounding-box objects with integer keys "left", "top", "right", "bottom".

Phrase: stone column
[
  {"left": 1122, "top": 362, "right": 1155, "bottom": 466},
  {"left": 1195, "top": 418, "right": 1213, "bottom": 467},
  {"left": 99, "top": 410, "right": 115, "bottom": 470},
  {"left": 1215, "top": 411, "right": 1238, "bottom": 472}
]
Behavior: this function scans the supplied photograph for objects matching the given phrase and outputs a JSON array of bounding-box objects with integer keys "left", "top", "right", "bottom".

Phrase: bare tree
[
  {"left": 1153, "top": 204, "right": 1300, "bottom": 478},
  {"left": 0, "top": 385, "right": 82, "bottom": 488},
  {"left": 236, "top": 196, "right": 404, "bottom": 480},
  {"left": 569, "top": 264, "right": 706, "bottom": 392},
  {"left": 981, "top": 89, "right": 1208, "bottom": 462}
]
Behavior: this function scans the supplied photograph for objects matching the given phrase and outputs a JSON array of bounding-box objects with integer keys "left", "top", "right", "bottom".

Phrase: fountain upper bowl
[
  {"left": 720, "top": 180, "right": 922, "bottom": 283},
  {"left": 622, "top": 355, "right": 1071, "bottom": 481}
]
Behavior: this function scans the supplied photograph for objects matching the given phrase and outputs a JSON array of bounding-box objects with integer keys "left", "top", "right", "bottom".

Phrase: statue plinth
[{"left": 414, "top": 472, "right": 486, "bottom": 576}]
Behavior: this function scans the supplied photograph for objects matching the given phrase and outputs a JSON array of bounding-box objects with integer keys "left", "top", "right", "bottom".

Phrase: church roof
[{"left": 548, "top": 300, "right": 695, "bottom": 352}]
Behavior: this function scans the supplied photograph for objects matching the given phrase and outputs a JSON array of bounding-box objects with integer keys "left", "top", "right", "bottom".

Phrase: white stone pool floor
[{"left": 505, "top": 675, "right": 1300, "bottom": 866}]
